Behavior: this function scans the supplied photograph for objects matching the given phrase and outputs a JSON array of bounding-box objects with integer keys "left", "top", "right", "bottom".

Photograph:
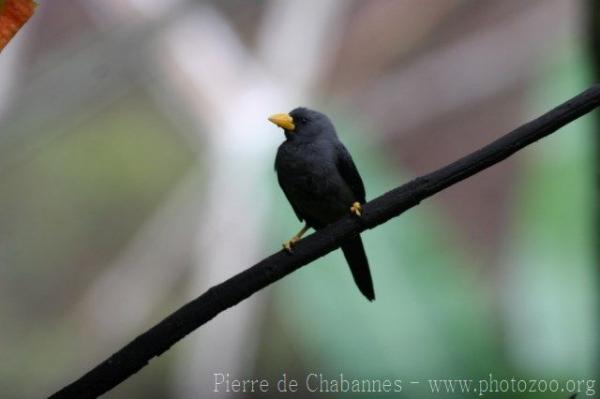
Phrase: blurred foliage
[
  {"left": 504, "top": 43, "right": 596, "bottom": 376},
  {"left": 0, "top": 93, "right": 194, "bottom": 398}
]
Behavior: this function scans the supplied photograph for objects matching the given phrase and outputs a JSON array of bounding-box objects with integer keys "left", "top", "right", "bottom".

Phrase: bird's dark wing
[
  {"left": 335, "top": 142, "right": 366, "bottom": 203},
  {"left": 277, "top": 173, "right": 304, "bottom": 222}
]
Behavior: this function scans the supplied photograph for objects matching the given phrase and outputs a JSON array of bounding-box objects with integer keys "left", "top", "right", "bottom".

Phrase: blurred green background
[{"left": 0, "top": 1, "right": 597, "bottom": 398}]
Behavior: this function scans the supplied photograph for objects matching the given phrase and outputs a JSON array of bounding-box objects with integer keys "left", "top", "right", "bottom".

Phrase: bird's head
[{"left": 268, "top": 107, "right": 336, "bottom": 141}]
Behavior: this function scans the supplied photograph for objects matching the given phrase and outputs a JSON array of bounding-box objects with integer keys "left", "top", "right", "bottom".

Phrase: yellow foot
[
  {"left": 350, "top": 201, "right": 363, "bottom": 217},
  {"left": 282, "top": 224, "right": 309, "bottom": 253},
  {"left": 283, "top": 236, "right": 301, "bottom": 253}
]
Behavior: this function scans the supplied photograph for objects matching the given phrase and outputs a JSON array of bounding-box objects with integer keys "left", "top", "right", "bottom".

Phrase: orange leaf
[{"left": 0, "top": 0, "right": 36, "bottom": 52}]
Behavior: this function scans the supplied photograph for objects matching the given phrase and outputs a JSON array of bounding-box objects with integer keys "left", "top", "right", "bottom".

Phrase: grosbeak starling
[{"left": 269, "top": 107, "right": 375, "bottom": 301}]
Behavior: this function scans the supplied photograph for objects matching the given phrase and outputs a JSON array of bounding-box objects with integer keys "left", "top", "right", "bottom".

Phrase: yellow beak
[{"left": 268, "top": 113, "right": 295, "bottom": 131}]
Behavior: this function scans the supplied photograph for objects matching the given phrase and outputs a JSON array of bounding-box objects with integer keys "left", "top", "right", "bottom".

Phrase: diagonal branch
[{"left": 49, "top": 85, "right": 600, "bottom": 399}]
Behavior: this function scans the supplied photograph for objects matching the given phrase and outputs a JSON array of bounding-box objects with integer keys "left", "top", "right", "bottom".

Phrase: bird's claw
[
  {"left": 350, "top": 201, "right": 363, "bottom": 217},
  {"left": 282, "top": 224, "right": 309, "bottom": 253},
  {"left": 282, "top": 237, "right": 300, "bottom": 253}
]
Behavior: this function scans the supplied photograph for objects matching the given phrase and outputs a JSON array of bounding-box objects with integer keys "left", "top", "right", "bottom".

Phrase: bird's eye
[{"left": 300, "top": 117, "right": 308, "bottom": 123}]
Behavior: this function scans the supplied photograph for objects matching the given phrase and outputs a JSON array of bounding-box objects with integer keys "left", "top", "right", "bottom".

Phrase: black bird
[{"left": 269, "top": 107, "right": 375, "bottom": 301}]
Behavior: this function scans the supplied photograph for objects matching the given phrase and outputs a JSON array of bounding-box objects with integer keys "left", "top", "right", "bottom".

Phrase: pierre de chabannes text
[{"left": 213, "top": 372, "right": 596, "bottom": 396}]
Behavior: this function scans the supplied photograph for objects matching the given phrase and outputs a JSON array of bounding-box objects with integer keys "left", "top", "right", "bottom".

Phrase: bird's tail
[{"left": 341, "top": 235, "right": 375, "bottom": 301}]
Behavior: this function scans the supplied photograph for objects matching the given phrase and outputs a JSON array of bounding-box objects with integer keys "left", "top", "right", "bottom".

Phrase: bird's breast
[
  {"left": 276, "top": 143, "right": 336, "bottom": 188},
  {"left": 276, "top": 141, "right": 354, "bottom": 226}
]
